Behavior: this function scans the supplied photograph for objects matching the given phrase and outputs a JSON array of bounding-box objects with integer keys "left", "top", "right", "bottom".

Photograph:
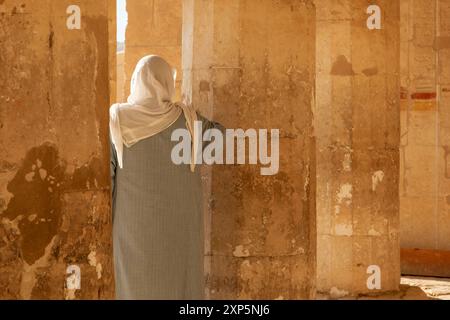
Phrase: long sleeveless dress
[{"left": 110, "top": 114, "right": 221, "bottom": 300}]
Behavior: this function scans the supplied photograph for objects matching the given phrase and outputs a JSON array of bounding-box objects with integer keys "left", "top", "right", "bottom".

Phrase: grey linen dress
[{"left": 110, "top": 114, "right": 222, "bottom": 300}]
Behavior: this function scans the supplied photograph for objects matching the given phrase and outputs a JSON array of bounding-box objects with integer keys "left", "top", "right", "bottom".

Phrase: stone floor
[
  {"left": 317, "top": 276, "right": 450, "bottom": 300},
  {"left": 398, "top": 277, "right": 450, "bottom": 300}
]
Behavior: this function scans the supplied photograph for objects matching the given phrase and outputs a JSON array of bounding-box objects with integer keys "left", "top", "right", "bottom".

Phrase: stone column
[
  {"left": 182, "top": 0, "right": 316, "bottom": 299},
  {"left": 0, "top": 0, "right": 114, "bottom": 299},
  {"left": 124, "top": 0, "right": 182, "bottom": 100},
  {"left": 315, "top": 0, "right": 401, "bottom": 296}
]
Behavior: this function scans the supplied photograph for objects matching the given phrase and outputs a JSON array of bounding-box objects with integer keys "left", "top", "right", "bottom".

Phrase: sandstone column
[
  {"left": 0, "top": 0, "right": 114, "bottom": 299},
  {"left": 183, "top": 0, "right": 316, "bottom": 299},
  {"left": 315, "top": 0, "right": 401, "bottom": 295},
  {"left": 124, "top": 0, "right": 182, "bottom": 101}
]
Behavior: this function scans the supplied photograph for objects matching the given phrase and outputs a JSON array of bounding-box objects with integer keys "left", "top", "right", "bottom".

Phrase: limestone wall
[{"left": 400, "top": 0, "right": 450, "bottom": 252}]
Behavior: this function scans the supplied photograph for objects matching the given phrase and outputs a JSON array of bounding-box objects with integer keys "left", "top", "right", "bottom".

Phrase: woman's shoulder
[
  {"left": 109, "top": 103, "right": 135, "bottom": 122},
  {"left": 110, "top": 103, "right": 120, "bottom": 117},
  {"left": 110, "top": 102, "right": 130, "bottom": 113}
]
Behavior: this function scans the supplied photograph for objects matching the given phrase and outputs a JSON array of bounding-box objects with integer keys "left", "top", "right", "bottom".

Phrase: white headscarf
[{"left": 109, "top": 55, "right": 198, "bottom": 171}]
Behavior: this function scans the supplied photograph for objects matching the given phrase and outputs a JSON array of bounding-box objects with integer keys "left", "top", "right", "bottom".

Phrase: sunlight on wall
[
  {"left": 117, "top": 0, "right": 127, "bottom": 47},
  {"left": 116, "top": 0, "right": 127, "bottom": 101}
]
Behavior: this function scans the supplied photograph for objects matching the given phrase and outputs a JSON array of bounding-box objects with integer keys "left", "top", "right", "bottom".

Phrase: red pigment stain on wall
[{"left": 410, "top": 92, "right": 437, "bottom": 100}]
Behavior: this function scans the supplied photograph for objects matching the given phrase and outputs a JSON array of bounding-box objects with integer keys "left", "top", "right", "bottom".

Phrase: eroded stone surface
[
  {"left": 0, "top": 0, "right": 114, "bottom": 299},
  {"left": 183, "top": 0, "right": 316, "bottom": 299},
  {"left": 315, "top": 0, "right": 401, "bottom": 295}
]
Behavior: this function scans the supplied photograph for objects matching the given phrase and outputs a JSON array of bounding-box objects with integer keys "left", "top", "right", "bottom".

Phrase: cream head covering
[{"left": 109, "top": 55, "right": 198, "bottom": 171}]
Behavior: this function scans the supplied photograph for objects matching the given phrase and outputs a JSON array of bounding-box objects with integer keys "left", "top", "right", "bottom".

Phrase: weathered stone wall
[
  {"left": 124, "top": 0, "right": 182, "bottom": 100},
  {"left": 315, "top": 0, "right": 401, "bottom": 295},
  {"left": 0, "top": 0, "right": 114, "bottom": 299},
  {"left": 400, "top": 0, "right": 450, "bottom": 251},
  {"left": 183, "top": 0, "right": 317, "bottom": 299}
]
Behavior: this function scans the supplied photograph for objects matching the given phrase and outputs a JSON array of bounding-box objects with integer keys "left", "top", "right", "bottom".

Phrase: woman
[{"left": 109, "top": 55, "right": 222, "bottom": 300}]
